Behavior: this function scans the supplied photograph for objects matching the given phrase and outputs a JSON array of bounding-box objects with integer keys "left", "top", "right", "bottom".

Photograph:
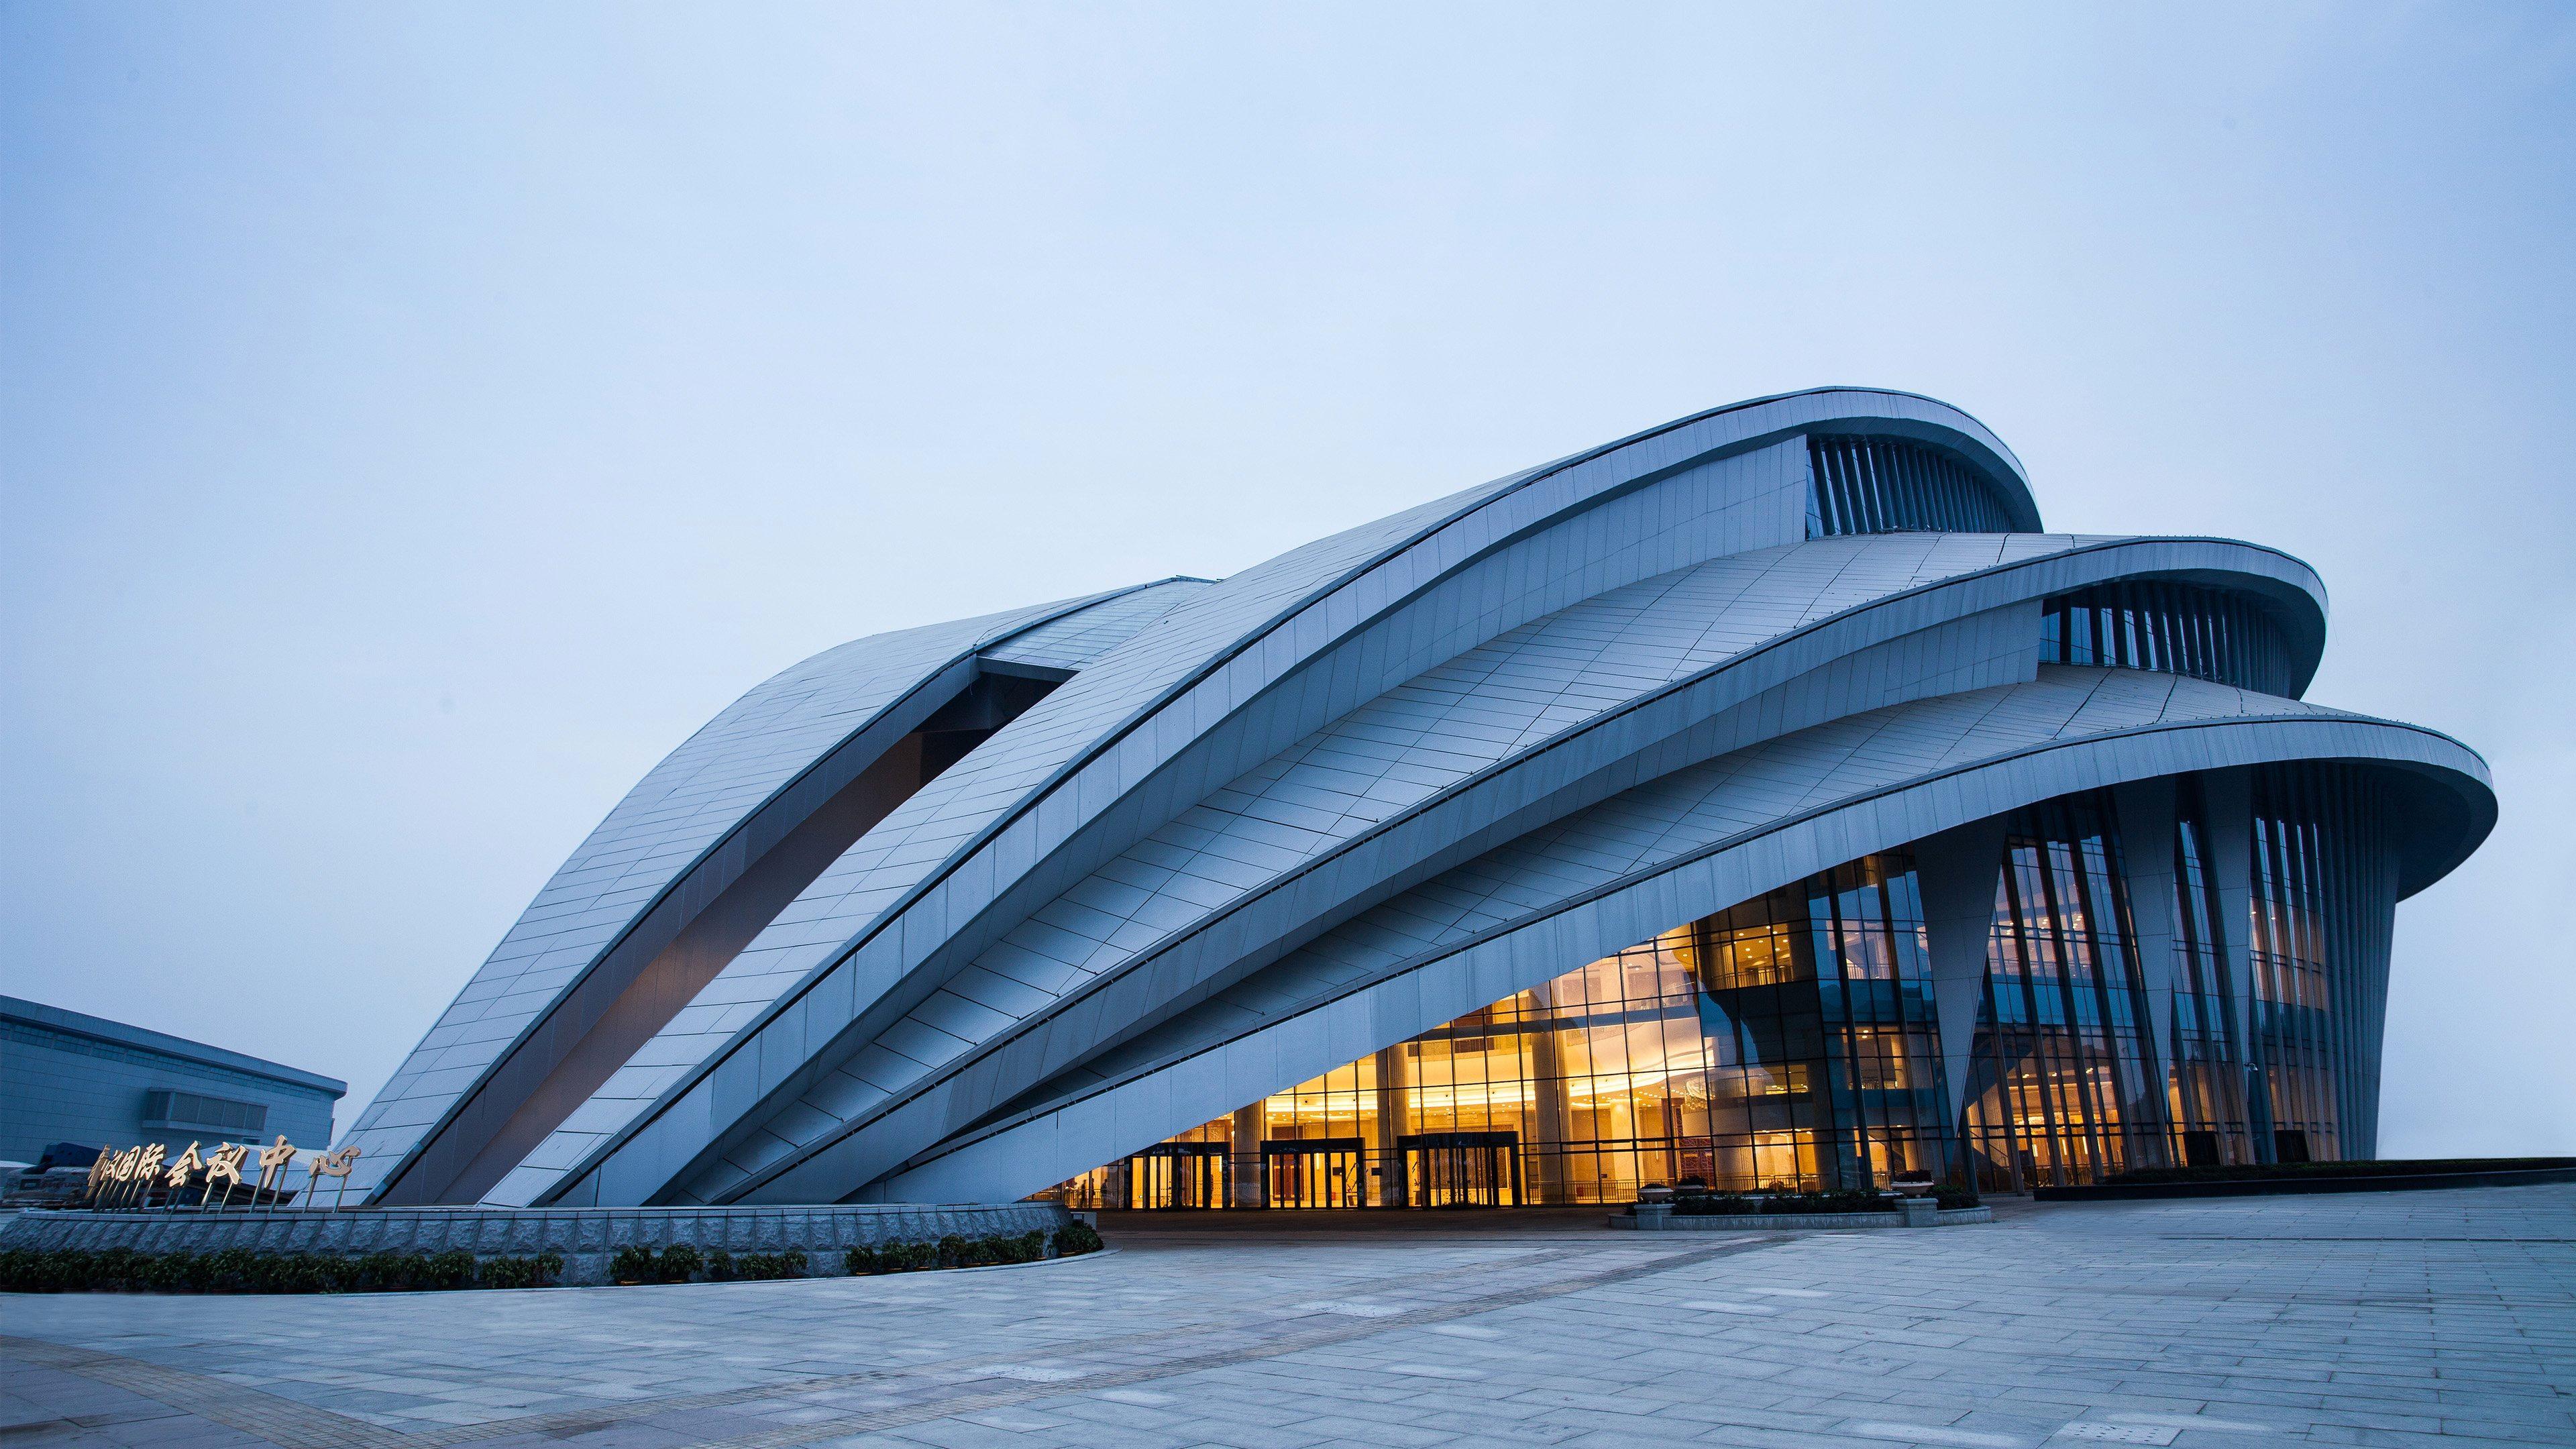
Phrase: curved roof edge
[
  {"left": 1530, "top": 386, "right": 2039, "bottom": 533},
  {"left": 699, "top": 538, "right": 2345, "bottom": 1205},
  {"left": 868, "top": 708, "right": 2493, "bottom": 1205},
  {"left": 348, "top": 575, "right": 1193, "bottom": 1204}
]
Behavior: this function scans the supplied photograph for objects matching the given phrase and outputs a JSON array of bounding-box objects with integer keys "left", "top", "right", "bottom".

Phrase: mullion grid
[
  {"left": 1805, "top": 435, "right": 2014, "bottom": 537},
  {"left": 2037, "top": 580, "right": 2299, "bottom": 695},
  {"left": 1963, "top": 795, "right": 2204, "bottom": 1187},
  {"left": 1811, "top": 858, "right": 1945, "bottom": 1188}
]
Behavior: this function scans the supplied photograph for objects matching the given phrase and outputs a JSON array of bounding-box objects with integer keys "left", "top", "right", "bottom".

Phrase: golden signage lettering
[{"left": 74, "top": 1134, "right": 362, "bottom": 1213}]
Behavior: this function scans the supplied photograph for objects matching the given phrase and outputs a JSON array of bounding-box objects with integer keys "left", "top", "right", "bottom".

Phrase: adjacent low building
[
  {"left": 336, "top": 387, "right": 2495, "bottom": 1209},
  {"left": 0, "top": 996, "right": 345, "bottom": 1168}
]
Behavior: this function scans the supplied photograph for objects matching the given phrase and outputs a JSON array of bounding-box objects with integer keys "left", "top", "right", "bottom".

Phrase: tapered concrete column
[
  {"left": 2110, "top": 777, "right": 2183, "bottom": 1098},
  {"left": 2198, "top": 767, "right": 2271, "bottom": 1160},
  {"left": 1372, "top": 1045, "right": 1409, "bottom": 1208},
  {"left": 1230, "top": 1102, "right": 1265, "bottom": 1208},
  {"left": 1523, "top": 985, "right": 1570, "bottom": 1204},
  {"left": 1915, "top": 816, "right": 2008, "bottom": 1134}
]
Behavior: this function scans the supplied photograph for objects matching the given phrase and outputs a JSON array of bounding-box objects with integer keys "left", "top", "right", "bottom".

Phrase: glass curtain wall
[
  {"left": 1048, "top": 853, "right": 1953, "bottom": 1207},
  {"left": 1048, "top": 771, "right": 2400, "bottom": 1205},
  {"left": 2165, "top": 781, "right": 2255, "bottom": 1168},
  {"left": 1955, "top": 794, "right": 2169, "bottom": 1190},
  {"left": 2249, "top": 763, "right": 2398, "bottom": 1164}
]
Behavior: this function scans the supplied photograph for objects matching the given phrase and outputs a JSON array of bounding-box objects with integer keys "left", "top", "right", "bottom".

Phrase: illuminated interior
[
  {"left": 1040, "top": 767, "right": 2394, "bottom": 1206},
  {"left": 1046, "top": 851, "right": 1951, "bottom": 1207}
]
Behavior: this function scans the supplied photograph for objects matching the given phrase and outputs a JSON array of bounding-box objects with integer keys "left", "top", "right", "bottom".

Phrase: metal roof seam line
[
  {"left": 515, "top": 413, "right": 2034, "bottom": 1201},
  {"left": 354, "top": 578, "right": 1186, "bottom": 1201},
  {"left": 883, "top": 708, "right": 2489, "bottom": 1182},
  {"left": 677, "top": 541, "right": 2330, "bottom": 1187},
  {"left": 338, "top": 389, "right": 2492, "bottom": 1210}
]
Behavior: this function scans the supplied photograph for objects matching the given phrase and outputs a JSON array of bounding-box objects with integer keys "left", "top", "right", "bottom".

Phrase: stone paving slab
[{"left": 2, "top": 1187, "right": 2573, "bottom": 1446}]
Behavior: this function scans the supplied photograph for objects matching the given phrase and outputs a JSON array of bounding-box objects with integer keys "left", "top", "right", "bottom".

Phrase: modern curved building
[{"left": 339, "top": 388, "right": 2493, "bottom": 1209}]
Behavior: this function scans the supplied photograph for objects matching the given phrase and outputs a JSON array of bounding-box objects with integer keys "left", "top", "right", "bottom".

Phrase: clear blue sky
[{"left": 4, "top": 5, "right": 2569, "bottom": 1155}]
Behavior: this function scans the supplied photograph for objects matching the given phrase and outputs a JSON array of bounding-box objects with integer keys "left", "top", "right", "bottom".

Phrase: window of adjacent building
[{"left": 141, "top": 1089, "right": 268, "bottom": 1135}]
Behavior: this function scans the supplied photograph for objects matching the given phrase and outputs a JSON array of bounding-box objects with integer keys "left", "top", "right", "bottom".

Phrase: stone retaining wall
[{"left": 0, "top": 1202, "right": 1071, "bottom": 1286}]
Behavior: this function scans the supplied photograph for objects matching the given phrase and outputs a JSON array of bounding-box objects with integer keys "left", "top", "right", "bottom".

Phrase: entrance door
[
  {"left": 1399, "top": 1131, "right": 1523, "bottom": 1208},
  {"left": 1262, "top": 1137, "right": 1364, "bottom": 1208},
  {"left": 1127, "top": 1143, "right": 1227, "bottom": 1208}
]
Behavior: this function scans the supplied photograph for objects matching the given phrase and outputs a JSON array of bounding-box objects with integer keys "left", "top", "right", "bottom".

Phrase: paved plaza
[{"left": 3, "top": 1186, "right": 2572, "bottom": 1449}]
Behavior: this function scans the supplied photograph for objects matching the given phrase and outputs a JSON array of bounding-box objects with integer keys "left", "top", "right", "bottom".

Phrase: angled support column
[
  {"left": 2198, "top": 766, "right": 2271, "bottom": 1162},
  {"left": 2110, "top": 777, "right": 2184, "bottom": 1106},
  {"left": 1524, "top": 983, "right": 1570, "bottom": 1204},
  {"left": 1372, "top": 1046, "right": 1409, "bottom": 1208},
  {"left": 1914, "top": 816, "right": 2008, "bottom": 1136},
  {"left": 1230, "top": 1102, "right": 1265, "bottom": 1208}
]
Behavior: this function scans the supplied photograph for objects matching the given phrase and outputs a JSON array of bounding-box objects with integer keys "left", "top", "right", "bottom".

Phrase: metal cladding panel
[
  {"left": 716, "top": 540, "right": 2318, "bottom": 1199},
  {"left": 877, "top": 676, "right": 2487, "bottom": 1204},
  {"left": 980, "top": 579, "right": 1213, "bottom": 674},
  {"left": 343, "top": 590, "right": 1128, "bottom": 1199},
  {"left": 1085, "top": 679, "right": 2440, "bottom": 1074},
  {"left": 366, "top": 387, "right": 2491, "bottom": 1208},
  {"left": 541, "top": 397, "right": 2012, "bottom": 1204}
]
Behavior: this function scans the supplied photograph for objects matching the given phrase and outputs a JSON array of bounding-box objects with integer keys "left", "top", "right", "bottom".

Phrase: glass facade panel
[
  {"left": 1049, "top": 852, "right": 1954, "bottom": 1205},
  {"left": 2039, "top": 581, "right": 2297, "bottom": 696},
  {"left": 1805, "top": 436, "right": 2017, "bottom": 537},
  {"left": 1956, "top": 794, "right": 2167, "bottom": 1189},
  {"left": 1048, "top": 769, "right": 2401, "bottom": 1205},
  {"left": 2164, "top": 786, "right": 2257, "bottom": 1167},
  {"left": 2247, "top": 763, "right": 2398, "bottom": 1163}
]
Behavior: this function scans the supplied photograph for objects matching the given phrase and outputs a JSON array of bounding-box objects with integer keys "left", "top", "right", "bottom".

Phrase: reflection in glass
[{"left": 1046, "top": 767, "right": 2399, "bottom": 1205}]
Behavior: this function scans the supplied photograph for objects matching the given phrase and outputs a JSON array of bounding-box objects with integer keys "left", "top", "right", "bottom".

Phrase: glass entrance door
[
  {"left": 1126, "top": 1142, "right": 1227, "bottom": 1208},
  {"left": 1399, "top": 1130, "right": 1523, "bottom": 1208},
  {"left": 1263, "top": 1136, "right": 1364, "bottom": 1208}
]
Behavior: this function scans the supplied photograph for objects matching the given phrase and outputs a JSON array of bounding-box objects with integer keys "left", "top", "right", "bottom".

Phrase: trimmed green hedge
[
  {"left": 1, "top": 1222, "right": 1104, "bottom": 1294},
  {"left": 1675, "top": 1190, "right": 1880, "bottom": 1216},
  {"left": 844, "top": 1240, "right": 940, "bottom": 1274},
  {"left": 2102, "top": 1157, "right": 2576, "bottom": 1186},
  {"left": 845, "top": 1228, "right": 1051, "bottom": 1275},
  {"left": 610, "top": 1226, "right": 1097, "bottom": 1284},
  {"left": 1670, "top": 1185, "right": 1980, "bottom": 1216},
  {"left": 610, "top": 1244, "right": 810, "bottom": 1283},
  {"left": 0, "top": 1246, "right": 563, "bottom": 1295}
]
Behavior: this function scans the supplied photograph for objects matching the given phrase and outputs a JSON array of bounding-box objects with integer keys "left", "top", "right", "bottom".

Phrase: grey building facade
[
  {"left": 1, "top": 996, "right": 345, "bottom": 1167},
  {"left": 339, "top": 388, "right": 2494, "bottom": 1207}
]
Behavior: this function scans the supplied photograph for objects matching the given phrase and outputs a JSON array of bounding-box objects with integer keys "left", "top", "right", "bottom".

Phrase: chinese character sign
[{"left": 73, "top": 1136, "right": 360, "bottom": 1212}]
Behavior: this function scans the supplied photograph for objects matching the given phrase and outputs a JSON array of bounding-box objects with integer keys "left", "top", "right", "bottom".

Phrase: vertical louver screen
[
  {"left": 2040, "top": 581, "right": 2296, "bottom": 696},
  {"left": 1807, "top": 435, "right": 2015, "bottom": 537}
]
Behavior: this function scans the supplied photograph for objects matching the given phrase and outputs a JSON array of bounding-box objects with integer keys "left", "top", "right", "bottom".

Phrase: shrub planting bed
[
  {"left": 0, "top": 1223, "right": 1105, "bottom": 1295},
  {"left": 608, "top": 1243, "right": 809, "bottom": 1283},
  {"left": 610, "top": 1226, "right": 1095, "bottom": 1283},
  {"left": 0, "top": 1246, "right": 564, "bottom": 1294},
  {"left": 2101, "top": 1157, "right": 2576, "bottom": 1186},
  {"left": 2038, "top": 1157, "right": 2576, "bottom": 1201},
  {"left": 846, "top": 1229, "right": 1042, "bottom": 1274},
  {"left": 1672, "top": 1185, "right": 1980, "bottom": 1216}
]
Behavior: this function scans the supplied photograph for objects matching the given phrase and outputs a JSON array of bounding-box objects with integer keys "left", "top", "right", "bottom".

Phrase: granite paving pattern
[{"left": 5, "top": 1185, "right": 2572, "bottom": 1448}]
